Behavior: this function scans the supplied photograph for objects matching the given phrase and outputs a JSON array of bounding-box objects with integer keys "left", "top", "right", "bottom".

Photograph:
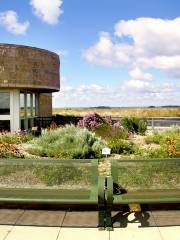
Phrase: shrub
[
  {"left": 145, "top": 127, "right": 180, "bottom": 145},
  {"left": 94, "top": 124, "right": 129, "bottom": 140},
  {"left": 78, "top": 112, "right": 128, "bottom": 141},
  {"left": 139, "top": 147, "right": 168, "bottom": 159},
  {"left": 0, "top": 132, "right": 33, "bottom": 144},
  {"left": 55, "top": 114, "right": 82, "bottom": 125},
  {"left": 27, "top": 125, "right": 106, "bottom": 159},
  {"left": 107, "top": 139, "right": 136, "bottom": 154},
  {"left": 121, "top": 117, "right": 148, "bottom": 135},
  {"left": 145, "top": 132, "right": 163, "bottom": 144},
  {"left": 163, "top": 137, "right": 178, "bottom": 157},
  {"left": 77, "top": 112, "right": 107, "bottom": 129},
  {"left": 0, "top": 142, "right": 24, "bottom": 158}
]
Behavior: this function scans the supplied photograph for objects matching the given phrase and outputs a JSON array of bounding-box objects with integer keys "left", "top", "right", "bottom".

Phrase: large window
[
  {"left": 0, "top": 92, "right": 10, "bottom": 115},
  {"left": 20, "top": 91, "right": 39, "bottom": 130}
]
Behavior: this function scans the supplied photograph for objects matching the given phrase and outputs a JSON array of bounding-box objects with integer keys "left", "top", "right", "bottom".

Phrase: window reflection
[
  {"left": 20, "top": 91, "right": 39, "bottom": 130},
  {"left": 20, "top": 93, "right": 25, "bottom": 118},
  {"left": 0, "top": 120, "right": 10, "bottom": 131},
  {"left": 0, "top": 92, "right": 10, "bottom": 115},
  {"left": 27, "top": 93, "right": 31, "bottom": 117}
]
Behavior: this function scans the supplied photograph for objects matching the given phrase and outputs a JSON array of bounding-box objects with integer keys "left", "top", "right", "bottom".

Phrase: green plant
[
  {"left": 142, "top": 147, "right": 168, "bottom": 159},
  {"left": 145, "top": 128, "right": 180, "bottom": 145},
  {"left": 145, "top": 132, "right": 163, "bottom": 144},
  {"left": 121, "top": 117, "right": 147, "bottom": 135},
  {"left": 0, "top": 132, "right": 33, "bottom": 144},
  {"left": 77, "top": 112, "right": 107, "bottom": 129},
  {"left": 107, "top": 139, "right": 136, "bottom": 154},
  {"left": 94, "top": 124, "right": 129, "bottom": 140},
  {"left": 27, "top": 125, "right": 106, "bottom": 159},
  {"left": 0, "top": 142, "right": 24, "bottom": 158},
  {"left": 163, "top": 137, "right": 178, "bottom": 157}
]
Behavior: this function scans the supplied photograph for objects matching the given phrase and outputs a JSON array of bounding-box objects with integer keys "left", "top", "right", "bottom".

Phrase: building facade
[{"left": 0, "top": 44, "right": 60, "bottom": 132}]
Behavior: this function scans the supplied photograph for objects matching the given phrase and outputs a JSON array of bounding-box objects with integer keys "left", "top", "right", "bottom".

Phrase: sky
[{"left": 0, "top": 0, "right": 180, "bottom": 107}]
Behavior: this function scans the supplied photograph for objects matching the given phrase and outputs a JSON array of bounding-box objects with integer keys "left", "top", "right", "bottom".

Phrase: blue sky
[{"left": 0, "top": 0, "right": 180, "bottom": 107}]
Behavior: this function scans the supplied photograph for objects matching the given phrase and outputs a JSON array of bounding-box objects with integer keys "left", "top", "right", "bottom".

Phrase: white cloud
[
  {"left": 83, "top": 17, "right": 180, "bottom": 79},
  {"left": 123, "top": 79, "right": 151, "bottom": 90},
  {"left": 115, "top": 18, "right": 180, "bottom": 58},
  {"left": 0, "top": 10, "right": 29, "bottom": 35},
  {"left": 136, "top": 56, "right": 180, "bottom": 77},
  {"left": 53, "top": 81, "right": 116, "bottom": 107},
  {"left": 82, "top": 32, "right": 132, "bottom": 66},
  {"left": 53, "top": 78, "right": 180, "bottom": 107},
  {"left": 129, "top": 68, "right": 153, "bottom": 81},
  {"left": 30, "top": 0, "right": 63, "bottom": 25}
]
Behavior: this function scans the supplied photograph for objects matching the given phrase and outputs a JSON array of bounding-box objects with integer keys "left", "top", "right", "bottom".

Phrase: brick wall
[
  {"left": 0, "top": 44, "right": 60, "bottom": 92},
  {"left": 39, "top": 93, "right": 52, "bottom": 117}
]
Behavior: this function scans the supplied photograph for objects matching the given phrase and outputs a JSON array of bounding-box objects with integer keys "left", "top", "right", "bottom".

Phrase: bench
[
  {"left": 106, "top": 159, "right": 180, "bottom": 230},
  {"left": 0, "top": 159, "right": 106, "bottom": 229}
]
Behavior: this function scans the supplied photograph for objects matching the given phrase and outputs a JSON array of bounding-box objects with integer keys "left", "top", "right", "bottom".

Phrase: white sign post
[{"left": 102, "top": 147, "right": 111, "bottom": 158}]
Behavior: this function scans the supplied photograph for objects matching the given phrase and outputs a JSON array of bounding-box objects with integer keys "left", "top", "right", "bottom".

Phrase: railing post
[{"left": 152, "top": 118, "right": 154, "bottom": 130}]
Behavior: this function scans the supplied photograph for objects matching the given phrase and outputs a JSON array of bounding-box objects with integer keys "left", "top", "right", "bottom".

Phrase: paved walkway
[{"left": 0, "top": 209, "right": 179, "bottom": 240}]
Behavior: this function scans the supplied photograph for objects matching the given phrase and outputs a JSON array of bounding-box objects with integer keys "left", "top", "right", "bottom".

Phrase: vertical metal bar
[
  {"left": 91, "top": 159, "right": 98, "bottom": 186},
  {"left": 24, "top": 91, "right": 28, "bottom": 130},
  {"left": 98, "top": 176, "right": 106, "bottom": 230},
  {"left": 152, "top": 117, "right": 154, "bottom": 130},
  {"left": 111, "top": 160, "right": 118, "bottom": 184},
  {"left": 106, "top": 176, "right": 113, "bottom": 230}
]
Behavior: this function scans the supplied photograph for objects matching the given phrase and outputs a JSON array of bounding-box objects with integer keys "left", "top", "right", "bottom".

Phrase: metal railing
[
  {"left": 0, "top": 158, "right": 180, "bottom": 230},
  {"left": 33, "top": 116, "right": 180, "bottom": 130},
  {"left": 112, "top": 117, "right": 180, "bottom": 129},
  {"left": 0, "top": 158, "right": 106, "bottom": 229},
  {"left": 105, "top": 158, "right": 180, "bottom": 230}
]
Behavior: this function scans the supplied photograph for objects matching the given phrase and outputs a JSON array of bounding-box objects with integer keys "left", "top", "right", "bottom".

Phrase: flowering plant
[{"left": 77, "top": 113, "right": 107, "bottom": 129}]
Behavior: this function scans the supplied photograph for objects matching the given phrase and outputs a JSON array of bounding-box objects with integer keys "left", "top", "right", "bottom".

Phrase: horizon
[
  {"left": 53, "top": 105, "right": 180, "bottom": 109},
  {"left": 0, "top": 0, "right": 180, "bottom": 107}
]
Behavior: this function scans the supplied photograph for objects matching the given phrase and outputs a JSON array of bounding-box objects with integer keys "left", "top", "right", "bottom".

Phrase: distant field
[{"left": 53, "top": 107, "right": 180, "bottom": 117}]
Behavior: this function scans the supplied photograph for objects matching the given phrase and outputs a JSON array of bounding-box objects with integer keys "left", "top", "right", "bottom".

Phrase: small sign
[{"left": 102, "top": 147, "right": 111, "bottom": 155}]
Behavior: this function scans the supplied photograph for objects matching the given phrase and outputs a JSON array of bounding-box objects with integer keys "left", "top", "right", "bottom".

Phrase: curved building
[{"left": 0, "top": 44, "right": 60, "bottom": 132}]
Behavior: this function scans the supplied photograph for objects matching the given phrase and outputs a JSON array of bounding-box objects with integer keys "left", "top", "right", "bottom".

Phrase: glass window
[
  {"left": 20, "top": 92, "right": 39, "bottom": 130},
  {"left": 0, "top": 92, "right": 10, "bottom": 115},
  {"left": 27, "top": 93, "right": 31, "bottom": 117},
  {"left": 20, "top": 93, "right": 25, "bottom": 118},
  {"left": 0, "top": 120, "right": 10, "bottom": 131}
]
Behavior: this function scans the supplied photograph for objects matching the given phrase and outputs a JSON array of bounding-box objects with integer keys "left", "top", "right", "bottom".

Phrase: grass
[{"left": 53, "top": 107, "right": 180, "bottom": 117}]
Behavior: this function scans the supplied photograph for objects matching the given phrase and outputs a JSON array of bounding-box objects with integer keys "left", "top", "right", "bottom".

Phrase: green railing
[
  {"left": 106, "top": 158, "right": 180, "bottom": 230},
  {"left": 0, "top": 158, "right": 180, "bottom": 230},
  {"left": 176, "top": 143, "right": 180, "bottom": 156},
  {"left": 0, "top": 159, "right": 106, "bottom": 229}
]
